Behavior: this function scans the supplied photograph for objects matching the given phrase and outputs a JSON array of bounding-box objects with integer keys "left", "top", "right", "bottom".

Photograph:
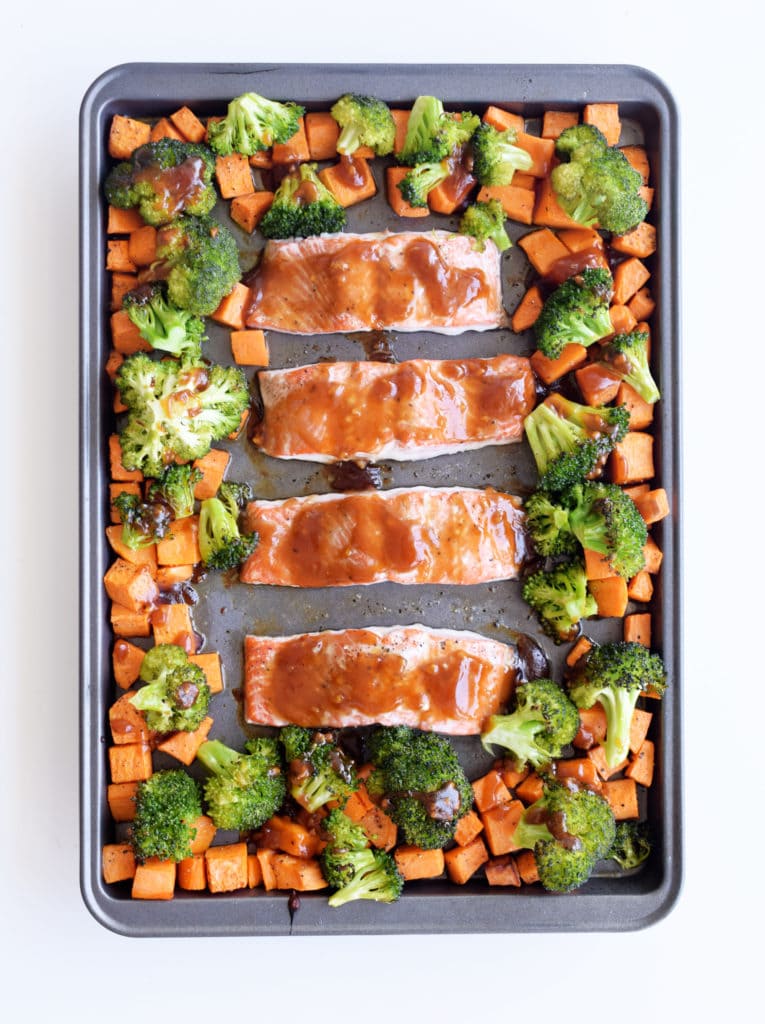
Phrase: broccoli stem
[
  {"left": 481, "top": 714, "right": 547, "bottom": 767},
  {"left": 598, "top": 688, "right": 641, "bottom": 767},
  {"left": 196, "top": 739, "right": 239, "bottom": 777}
]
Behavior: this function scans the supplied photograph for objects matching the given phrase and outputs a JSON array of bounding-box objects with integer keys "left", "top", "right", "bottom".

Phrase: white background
[{"left": 2, "top": 1, "right": 762, "bottom": 1017}]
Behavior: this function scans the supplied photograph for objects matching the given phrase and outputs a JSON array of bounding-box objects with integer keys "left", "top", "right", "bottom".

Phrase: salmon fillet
[
  {"left": 253, "top": 354, "right": 536, "bottom": 463},
  {"left": 244, "top": 231, "right": 507, "bottom": 334},
  {"left": 243, "top": 625, "right": 517, "bottom": 733},
  {"left": 240, "top": 486, "right": 527, "bottom": 587}
]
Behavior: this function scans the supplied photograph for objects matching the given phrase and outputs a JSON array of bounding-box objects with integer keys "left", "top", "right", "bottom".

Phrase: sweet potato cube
[
  {"left": 482, "top": 106, "right": 524, "bottom": 133},
  {"left": 642, "top": 536, "right": 663, "bottom": 574},
  {"left": 575, "top": 363, "right": 622, "bottom": 407},
  {"left": 107, "top": 781, "right": 138, "bottom": 822},
  {"left": 230, "top": 191, "right": 274, "bottom": 233},
  {"left": 108, "top": 742, "right": 152, "bottom": 783},
  {"left": 256, "top": 849, "right": 278, "bottom": 891},
  {"left": 618, "top": 382, "right": 655, "bottom": 430},
  {"left": 109, "top": 434, "right": 143, "bottom": 482},
  {"left": 608, "top": 303, "right": 638, "bottom": 336},
  {"left": 613, "top": 257, "right": 651, "bottom": 305},
  {"left": 359, "top": 805, "right": 398, "bottom": 851},
  {"left": 150, "top": 602, "right": 198, "bottom": 651},
  {"left": 471, "top": 769, "right": 511, "bottom": 812},
  {"left": 109, "top": 115, "right": 151, "bottom": 159},
  {"left": 104, "top": 558, "right": 158, "bottom": 612},
  {"left": 566, "top": 635, "right": 593, "bottom": 668},
  {"left": 586, "top": 745, "right": 628, "bottom": 781},
  {"left": 192, "top": 448, "right": 230, "bottom": 500},
  {"left": 515, "top": 772, "right": 544, "bottom": 805},
  {"left": 170, "top": 106, "right": 206, "bottom": 143},
  {"left": 110, "top": 602, "right": 151, "bottom": 638},
  {"left": 112, "top": 639, "right": 146, "bottom": 690},
  {"left": 630, "top": 708, "right": 654, "bottom": 754},
  {"left": 518, "top": 227, "right": 570, "bottom": 276},
  {"left": 109, "top": 691, "right": 151, "bottom": 745},
  {"left": 210, "top": 281, "right": 250, "bottom": 329},
  {"left": 394, "top": 846, "right": 445, "bottom": 881},
  {"left": 542, "top": 110, "right": 579, "bottom": 139},
  {"left": 391, "top": 109, "right": 410, "bottom": 154},
  {"left": 515, "top": 849, "right": 540, "bottom": 885},
  {"left": 189, "top": 651, "right": 224, "bottom": 694},
  {"left": 588, "top": 576, "right": 629, "bottom": 618},
  {"left": 511, "top": 284, "right": 545, "bottom": 333},
  {"left": 305, "top": 111, "right": 341, "bottom": 160},
  {"left": 131, "top": 858, "right": 177, "bottom": 900},
  {"left": 177, "top": 854, "right": 207, "bottom": 891},
  {"left": 485, "top": 855, "right": 521, "bottom": 887},
  {"left": 610, "top": 431, "right": 655, "bottom": 485},
  {"left": 498, "top": 760, "right": 529, "bottom": 791},
  {"left": 552, "top": 757, "right": 601, "bottom": 790},
  {"left": 611, "top": 222, "right": 657, "bottom": 259},
  {"left": 107, "top": 205, "right": 144, "bottom": 233},
  {"left": 533, "top": 173, "right": 582, "bottom": 229},
  {"left": 247, "top": 853, "right": 263, "bottom": 888},
  {"left": 189, "top": 814, "right": 217, "bottom": 854},
  {"left": 480, "top": 799, "right": 524, "bottom": 856},
  {"left": 231, "top": 329, "right": 269, "bottom": 366},
  {"left": 602, "top": 778, "right": 639, "bottom": 820},
  {"left": 128, "top": 224, "right": 157, "bottom": 267},
  {"left": 102, "top": 844, "right": 136, "bottom": 884},
  {"left": 272, "top": 854, "right": 328, "bottom": 891},
  {"left": 625, "top": 739, "right": 655, "bottom": 787},
  {"left": 454, "top": 809, "right": 484, "bottom": 847},
  {"left": 620, "top": 145, "right": 650, "bottom": 184},
  {"left": 110, "top": 310, "right": 150, "bottom": 355},
  {"left": 627, "top": 570, "right": 654, "bottom": 603},
  {"left": 583, "top": 103, "right": 621, "bottom": 145},
  {"left": 343, "top": 785, "right": 375, "bottom": 823},
  {"left": 572, "top": 704, "right": 608, "bottom": 750},
  {"left": 628, "top": 287, "right": 656, "bottom": 321},
  {"left": 444, "top": 836, "right": 489, "bottom": 885},
  {"left": 106, "top": 239, "right": 136, "bottom": 273},
  {"left": 477, "top": 183, "right": 534, "bottom": 224},
  {"left": 105, "top": 524, "right": 158, "bottom": 571},
  {"left": 156, "top": 515, "right": 201, "bottom": 566},
  {"left": 111, "top": 273, "right": 138, "bottom": 312},
  {"left": 319, "top": 157, "right": 377, "bottom": 207},
  {"left": 530, "top": 345, "right": 589, "bottom": 387},
  {"left": 155, "top": 715, "right": 213, "bottom": 765},
  {"left": 156, "top": 565, "right": 195, "bottom": 588},
  {"left": 634, "top": 488, "right": 670, "bottom": 526},
  {"left": 516, "top": 132, "right": 554, "bottom": 177},
  {"left": 386, "top": 166, "right": 429, "bottom": 218},
  {"left": 624, "top": 613, "right": 652, "bottom": 647},
  {"left": 205, "top": 842, "right": 249, "bottom": 893},
  {"left": 215, "top": 154, "right": 254, "bottom": 199},
  {"left": 150, "top": 117, "right": 185, "bottom": 142},
  {"left": 271, "top": 117, "right": 310, "bottom": 164},
  {"left": 584, "top": 547, "right": 618, "bottom": 582}
]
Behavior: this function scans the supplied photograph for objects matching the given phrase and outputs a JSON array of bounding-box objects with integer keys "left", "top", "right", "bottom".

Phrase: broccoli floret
[
  {"left": 113, "top": 491, "right": 172, "bottom": 550},
  {"left": 471, "top": 122, "right": 533, "bottom": 186},
  {"left": 513, "top": 778, "right": 616, "bottom": 892},
  {"left": 196, "top": 737, "right": 286, "bottom": 832},
  {"left": 259, "top": 163, "right": 346, "bottom": 239},
  {"left": 608, "top": 820, "right": 652, "bottom": 870},
  {"left": 116, "top": 353, "right": 249, "bottom": 477},
  {"left": 330, "top": 93, "right": 396, "bottom": 156},
  {"left": 551, "top": 124, "right": 648, "bottom": 235},
  {"left": 564, "top": 481, "right": 647, "bottom": 579},
  {"left": 130, "top": 644, "right": 210, "bottom": 733},
  {"left": 199, "top": 482, "right": 257, "bottom": 570},
  {"left": 523, "top": 393, "right": 630, "bottom": 493},
  {"left": 279, "top": 727, "right": 358, "bottom": 813},
  {"left": 150, "top": 215, "right": 241, "bottom": 317},
  {"left": 533, "top": 268, "right": 614, "bottom": 360},
  {"left": 397, "top": 160, "right": 449, "bottom": 208},
  {"left": 522, "top": 560, "right": 598, "bottom": 644},
  {"left": 567, "top": 641, "right": 667, "bottom": 767},
  {"left": 481, "top": 678, "right": 579, "bottom": 770},
  {"left": 122, "top": 283, "right": 206, "bottom": 363},
  {"left": 365, "top": 727, "right": 472, "bottom": 849},
  {"left": 206, "top": 91, "right": 305, "bottom": 156},
  {"left": 598, "top": 331, "right": 661, "bottom": 404},
  {"left": 523, "top": 490, "right": 578, "bottom": 557},
  {"left": 104, "top": 138, "right": 217, "bottom": 226},
  {"left": 397, "top": 96, "right": 480, "bottom": 166},
  {"left": 459, "top": 199, "right": 512, "bottom": 253},
  {"left": 131, "top": 769, "right": 202, "bottom": 863},
  {"left": 320, "top": 809, "right": 403, "bottom": 907},
  {"left": 146, "top": 464, "right": 203, "bottom": 520}
]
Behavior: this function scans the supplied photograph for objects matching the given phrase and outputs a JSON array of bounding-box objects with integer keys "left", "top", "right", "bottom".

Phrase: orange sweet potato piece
[
  {"left": 444, "top": 836, "right": 489, "bottom": 884},
  {"left": 611, "top": 222, "right": 657, "bottom": 259},
  {"left": 192, "top": 448, "right": 230, "bottom": 500},
  {"left": 150, "top": 602, "right": 198, "bottom": 651},
  {"left": 110, "top": 602, "right": 151, "bottom": 639},
  {"left": 477, "top": 183, "right": 534, "bottom": 225},
  {"left": 628, "top": 287, "right": 656, "bottom": 321},
  {"left": 230, "top": 191, "right": 274, "bottom": 233},
  {"left": 610, "top": 431, "right": 655, "bottom": 485},
  {"left": 271, "top": 117, "right": 311, "bottom": 164},
  {"left": 104, "top": 558, "right": 158, "bottom": 612},
  {"left": 113, "top": 638, "right": 147, "bottom": 689},
  {"left": 518, "top": 228, "right": 570, "bottom": 276},
  {"left": 516, "top": 132, "right": 555, "bottom": 177},
  {"left": 515, "top": 772, "right": 544, "bottom": 805},
  {"left": 151, "top": 117, "right": 185, "bottom": 143},
  {"left": 634, "top": 488, "right": 670, "bottom": 526},
  {"left": 319, "top": 157, "right": 377, "bottom": 207},
  {"left": 575, "top": 363, "right": 622, "bottom": 406},
  {"left": 156, "top": 515, "right": 201, "bottom": 566},
  {"left": 189, "top": 814, "right": 217, "bottom": 854},
  {"left": 643, "top": 536, "right": 663, "bottom": 574},
  {"left": 602, "top": 778, "right": 639, "bottom": 820},
  {"left": 557, "top": 226, "right": 602, "bottom": 252},
  {"left": 588, "top": 576, "right": 629, "bottom": 618},
  {"left": 272, "top": 854, "right": 328, "bottom": 891},
  {"left": 256, "top": 848, "right": 278, "bottom": 891},
  {"left": 177, "top": 854, "right": 207, "bottom": 891},
  {"left": 109, "top": 434, "right": 143, "bottom": 482},
  {"left": 205, "top": 842, "right": 249, "bottom": 893},
  {"left": 613, "top": 257, "right": 651, "bottom": 305},
  {"left": 189, "top": 651, "right": 224, "bottom": 694},
  {"left": 230, "top": 329, "right": 269, "bottom": 366},
  {"left": 359, "top": 805, "right": 398, "bottom": 851},
  {"left": 258, "top": 815, "right": 323, "bottom": 859},
  {"left": 625, "top": 739, "right": 655, "bottom": 787},
  {"left": 215, "top": 153, "right": 254, "bottom": 199},
  {"left": 109, "top": 691, "right": 151, "bottom": 745},
  {"left": 105, "top": 524, "right": 158, "bottom": 571},
  {"left": 584, "top": 547, "right": 618, "bottom": 582},
  {"left": 343, "top": 785, "right": 375, "bottom": 823},
  {"left": 542, "top": 110, "right": 579, "bottom": 139},
  {"left": 210, "top": 282, "right": 250, "bottom": 329},
  {"left": 109, "top": 115, "right": 151, "bottom": 159},
  {"left": 583, "top": 103, "right": 621, "bottom": 146},
  {"left": 106, "top": 239, "right": 136, "bottom": 274},
  {"left": 110, "top": 310, "right": 150, "bottom": 355},
  {"left": 111, "top": 273, "right": 138, "bottom": 312},
  {"left": 533, "top": 173, "right": 582, "bottom": 228},
  {"left": 394, "top": 846, "right": 445, "bottom": 881},
  {"left": 155, "top": 716, "right": 213, "bottom": 765},
  {"left": 552, "top": 757, "right": 601, "bottom": 790},
  {"left": 485, "top": 855, "right": 521, "bottom": 886},
  {"left": 514, "top": 850, "right": 539, "bottom": 885},
  {"left": 511, "top": 284, "right": 545, "bottom": 333},
  {"left": 128, "top": 224, "right": 157, "bottom": 267},
  {"left": 608, "top": 304, "right": 638, "bottom": 336},
  {"left": 627, "top": 570, "right": 654, "bottom": 602},
  {"left": 586, "top": 745, "right": 628, "bottom": 781},
  {"left": 155, "top": 565, "right": 194, "bottom": 588},
  {"left": 618, "top": 381, "right": 655, "bottom": 430},
  {"left": 572, "top": 704, "right": 608, "bottom": 750},
  {"left": 170, "top": 106, "right": 206, "bottom": 143},
  {"left": 566, "top": 635, "right": 593, "bottom": 668},
  {"left": 630, "top": 708, "right": 654, "bottom": 754},
  {"left": 305, "top": 111, "right": 340, "bottom": 160},
  {"left": 247, "top": 853, "right": 263, "bottom": 888},
  {"left": 471, "top": 769, "right": 511, "bottom": 812},
  {"left": 624, "top": 613, "right": 651, "bottom": 647},
  {"left": 454, "top": 809, "right": 484, "bottom": 847},
  {"left": 108, "top": 742, "right": 152, "bottom": 783},
  {"left": 482, "top": 106, "right": 524, "bottom": 133},
  {"left": 620, "top": 145, "right": 650, "bottom": 184},
  {"left": 131, "top": 858, "right": 177, "bottom": 900},
  {"left": 105, "top": 350, "right": 125, "bottom": 385},
  {"left": 386, "top": 166, "right": 429, "bottom": 218},
  {"left": 480, "top": 799, "right": 524, "bottom": 856},
  {"left": 107, "top": 205, "right": 145, "bottom": 233},
  {"left": 107, "top": 781, "right": 138, "bottom": 822},
  {"left": 498, "top": 760, "right": 529, "bottom": 791},
  {"left": 229, "top": 408, "right": 250, "bottom": 441}
]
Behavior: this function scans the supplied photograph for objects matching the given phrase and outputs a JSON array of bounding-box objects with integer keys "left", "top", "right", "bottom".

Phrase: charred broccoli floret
[
  {"left": 471, "top": 122, "right": 533, "bottom": 186},
  {"left": 198, "top": 481, "right": 257, "bottom": 571},
  {"left": 397, "top": 95, "right": 479, "bottom": 166},
  {"left": 113, "top": 491, "right": 172, "bottom": 550},
  {"left": 320, "top": 809, "right": 403, "bottom": 907},
  {"left": 533, "top": 267, "right": 614, "bottom": 360},
  {"left": 523, "top": 393, "right": 629, "bottom": 493},
  {"left": 196, "top": 737, "right": 286, "bottom": 831},
  {"left": 597, "top": 331, "right": 661, "bottom": 404},
  {"left": 330, "top": 93, "right": 396, "bottom": 156},
  {"left": 608, "top": 820, "right": 652, "bottom": 870},
  {"left": 104, "top": 138, "right": 217, "bottom": 225},
  {"left": 481, "top": 678, "right": 579, "bottom": 770},
  {"left": 146, "top": 464, "right": 203, "bottom": 520},
  {"left": 365, "top": 727, "right": 472, "bottom": 849},
  {"left": 280, "top": 727, "right": 358, "bottom": 813},
  {"left": 129, "top": 643, "right": 210, "bottom": 733},
  {"left": 459, "top": 199, "right": 512, "bottom": 253},
  {"left": 564, "top": 481, "right": 647, "bottom": 579},
  {"left": 513, "top": 778, "right": 616, "bottom": 892},
  {"left": 206, "top": 91, "right": 305, "bottom": 156},
  {"left": 148, "top": 215, "right": 241, "bottom": 317},
  {"left": 131, "top": 769, "right": 202, "bottom": 862},
  {"left": 122, "top": 283, "right": 206, "bottom": 362},
  {"left": 567, "top": 641, "right": 667, "bottom": 768},
  {"left": 522, "top": 560, "right": 598, "bottom": 644},
  {"left": 551, "top": 124, "right": 648, "bottom": 235},
  {"left": 259, "top": 163, "right": 346, "bottom": 239}
]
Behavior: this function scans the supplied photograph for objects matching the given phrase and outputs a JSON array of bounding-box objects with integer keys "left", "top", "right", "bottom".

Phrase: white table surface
[{"left": 2, "top": 2, "right": 761, "bottom": 1016}]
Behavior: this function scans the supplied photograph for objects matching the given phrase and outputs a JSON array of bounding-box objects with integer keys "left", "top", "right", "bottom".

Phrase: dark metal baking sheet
[{"left": 80, "top": 62, "right": 682, "bottom": 936}]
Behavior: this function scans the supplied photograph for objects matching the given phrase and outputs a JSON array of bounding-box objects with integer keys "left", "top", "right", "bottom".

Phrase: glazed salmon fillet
[
  {"left": 239, "top": 486, "right": 527, "bottom": 587},
  {"left": 243, "top": 625, "right": 517, "bottom": 733},
  {"left": 244, "top": 231, "right": 507, "bottom": 334},
  {"left": 253, "top": 354, "right": 536, "bottom": 463}
]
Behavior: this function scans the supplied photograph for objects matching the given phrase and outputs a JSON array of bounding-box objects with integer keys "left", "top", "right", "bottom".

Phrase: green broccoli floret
[
  {"left": 104, "top": 138, "right": 217, "bottom": 226},
  {"left": 116, "top": 353, "right": 249, "bottom": 477},
  {"left": 146, "top": 464, "right": 203, "bottom": 520},
  {"left": 523, "top": 490, "right": 578, "bottom": 557},
  {"left": 513, "top": 778, "right": 616, "bottom": 892},
  {"left": 471, "top": 122, "right": 533, "bottom": 186},
  {"left": 365, "top": 727, "right": 472, "bottom": 849},
  {"left": 564, "top": 481, "right": 647, "bottom": 579},
  {"left": 533, "top": 268, "right": 614, "bottom": 360},
  {"left": 458, "top": 199, "right": 512, "bottom": 253},
  {"left": 129, "top": 643, "right": 211, "bottom": 733},
  {"left": 259, "top": 163, "right": 346, "bottom": 239},
  {"left": 206, "top": 91, "right": 305, "bottom": 156},
  {"left": 131, "top": 769, "right": 202, "bottom": 862},
  {"left": 551, "top": 124, "right": 648, "bottom": 235},
  {"left": 522, "top": 560, "right": 598, "bottom": 644},
  {"left": 122, "top": 283, "right": 206, "bottom": 362},
  {"left": 279, "top": 727, "right": 358, "bottom": 813},
  {"left": 198, "top": 481, "right": 257, "bottom": 570},
  {"left": 481, "top": 678, "right": 579, "bottom": 770},
  {"left": 397, "top": 160, "right": 449, "bottom": 208},
  {"left": 567, "top": 641, "right": 666, "bottom": 768},
  {"left": 330, "top": 93, "right": 396, "bottom": 156},
  {"left": 151, "top": 215, "right": 241, "bottom": 316},
  {"left": 608, "top": 820, "right": 652, "bottom": 870},
  {"left": 598, "top": 331, "right": 661, "bottom": 404},
  {"left": 523, "top": 393, "right": 630, "bottom": 493},
  {"left": 113, "top": 491, "right": 172, "bottom": 550},
  {"left": 397, "top": 96, "right": 479, "bottom": 166},
  {"left": 196, "top": 737, "right": 286, "bottom": 832},
  {"left": 320, "top": 809, "right": 403, "bottom": 907}
]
